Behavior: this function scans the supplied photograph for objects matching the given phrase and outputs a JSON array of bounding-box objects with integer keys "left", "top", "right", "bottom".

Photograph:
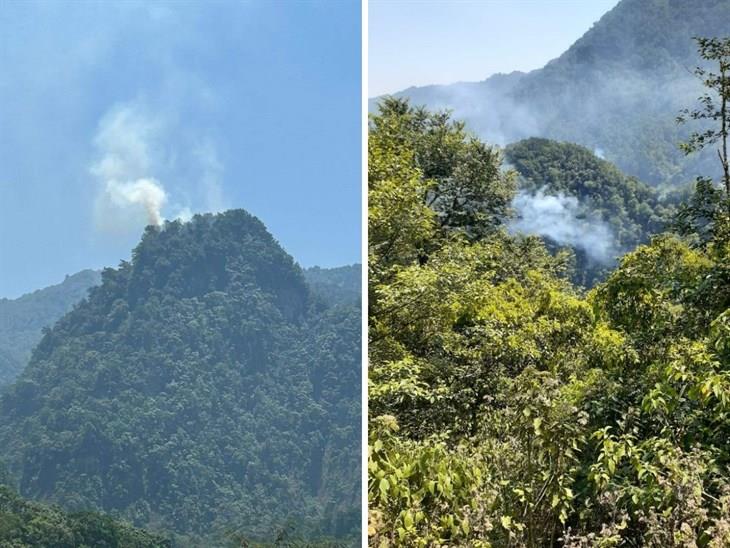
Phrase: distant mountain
[
  {"left": 0, "top": 485, "right": 170, "bottom": 547},
  {"left": 0, "top": 269, "right": 101, "bottom": 386},
  {"left": 0, "top": 210, "right": 360, "bottom": 545},
  {"left": 304, "top": 265, "right": 361, "bottom": 307},
  {"left": 373, "top": 0, "right": 730, "bottom": 187}
]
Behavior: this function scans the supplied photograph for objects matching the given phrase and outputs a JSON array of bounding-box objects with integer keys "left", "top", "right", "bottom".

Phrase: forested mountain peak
[
  {"left": 120, "top": 210, "right": 308, "bottom": 315},
  {"left": 506, "top": 137, "right": 630, "bottom": 183},
  {"left": 0, "top": 209, "right": 361, "bottom": 545}
]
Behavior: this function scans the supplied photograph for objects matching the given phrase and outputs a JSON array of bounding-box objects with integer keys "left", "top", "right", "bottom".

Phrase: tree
[
  {"left": 369, "top": 98, "right": 730, "bottom": 546},
  {"left": 370, "top": 98, "right": 516, "bottom": 246},
  {"left": 677, "top": 37, "right": 730, "bottom": 202}
]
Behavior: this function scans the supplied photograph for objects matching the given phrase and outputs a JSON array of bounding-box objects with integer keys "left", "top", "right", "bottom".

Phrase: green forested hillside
[
  {"left": 0, "top": 485, "right": 170, "bottom": 548},
  {"left": 368, "top": 96, "right": 730, "bottom": 546},
  {"left": 0, "top": 210, "right": 360, "bottom": 546},
  {"left": 377, "top": 0, "right": 730, "bottom": 187},
  {"left": 0, "top": 265, "right": 358, "bottom": 389},
  {"left": 0, "top": 269, "right": 101, "bottom": 386},
  {"left": 505, "top": 138, "right": 675, "bottom": 285}
]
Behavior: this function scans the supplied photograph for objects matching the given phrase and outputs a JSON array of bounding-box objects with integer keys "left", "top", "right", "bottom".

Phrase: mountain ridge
[{"left": 372, "top": 0, "right": 730, "bottom": 186}]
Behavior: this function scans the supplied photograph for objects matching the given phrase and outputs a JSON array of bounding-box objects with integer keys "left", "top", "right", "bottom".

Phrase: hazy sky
[
  {"left": 369, "top": 0, "right": 621, "bottom": 97},
  {"left": 0, "top": 0, "right": 361, "bottom": 298}
]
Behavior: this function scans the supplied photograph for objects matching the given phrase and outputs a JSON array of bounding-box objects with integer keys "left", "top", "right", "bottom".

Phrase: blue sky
[
  {"left": 0, "top": 0, "right": 361, "bottom": 298},
  {"left": 369, "top": 0, "right": 620, "bottom": 96}
]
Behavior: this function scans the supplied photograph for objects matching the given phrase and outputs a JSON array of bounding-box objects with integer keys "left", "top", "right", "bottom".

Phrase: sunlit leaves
[{"left": 369, "top": 91, "right": 730, "bottom": 545}]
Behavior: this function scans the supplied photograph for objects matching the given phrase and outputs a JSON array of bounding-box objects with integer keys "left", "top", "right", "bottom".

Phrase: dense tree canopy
[
  {"left": 505, "top": 138, "right": 675, "bottom": 285},
  {"left": 368, "top": 97, "right": 730, "bottom": 546},
  {"left": 0, "top": 210, "right": 361, "bottom": 546},
  {"left": 303, "top": 265, "right": 361, "bottom": 308}
]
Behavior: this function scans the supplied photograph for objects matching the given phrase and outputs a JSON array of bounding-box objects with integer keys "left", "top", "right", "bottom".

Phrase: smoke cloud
[
  {"left": 510, "top": 189, "right": 616, "bottom": 263},
  {"left": 90, "top": 103, "right": 226, "bottom": 232},
  {"left": 375, "top": 62, "right": 718, "bottom": 185},
  {"left": 103, "top": 178, "right": 167, "bottom": 227},
  {"left": 91, "top": 105, "right": 168, "bottom": 231}
]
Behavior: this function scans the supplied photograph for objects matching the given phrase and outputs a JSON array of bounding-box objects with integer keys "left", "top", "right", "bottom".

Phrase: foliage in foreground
[{"left": 368, "top": 95, "right": 730, "bottom": 546}]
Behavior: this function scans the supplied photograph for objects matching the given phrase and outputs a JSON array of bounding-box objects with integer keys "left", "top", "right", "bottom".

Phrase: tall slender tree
[{"left": 678, "top": 37, "right": 730, "bottom": 200}]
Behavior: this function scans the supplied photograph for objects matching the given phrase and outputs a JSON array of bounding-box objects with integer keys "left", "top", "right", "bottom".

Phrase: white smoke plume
[
  {"left": 510, "top": 189, "right": 616, "bottom": 263},
  {"left": 90, "top": 102, "right": 228, "bottom": 232},
  {"left": 91, "top": 104, "right": 168, "bottom": 231},
  {"left": 103, "top": 178, "right": 167, "bottom": 226}
]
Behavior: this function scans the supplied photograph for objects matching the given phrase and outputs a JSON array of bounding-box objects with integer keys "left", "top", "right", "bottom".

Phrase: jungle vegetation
[
  {"left": 0, "top": 210, "right": 361, "bottom": 546},
  {"left": 505, "top": 138, "right": 675, "bottom": 286},
  {"left": 368, "top": 36, "right": 730, "bottom": 547},
  {"left": 0, "top": 484, "right": 171, "bottom": 548}
]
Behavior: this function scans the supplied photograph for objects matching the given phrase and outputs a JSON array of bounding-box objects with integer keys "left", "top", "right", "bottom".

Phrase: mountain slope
[
  {"left": 0, "top": 263, "right": 360, "bottom": 388},
  {"left": 375, "top": 0, "right": 730, "bottom": 186},
  {"left": 0, "top": 210, "right": 360, "bottom": 544},
  {"left": 0, "top": 269, "right": 101, "bottom": 386},
  {"left": 0, "top": 485, "right": 170, "bottom": 548},
  {"left": 303, "top": 265, "right": 361, "bottom": 307}
]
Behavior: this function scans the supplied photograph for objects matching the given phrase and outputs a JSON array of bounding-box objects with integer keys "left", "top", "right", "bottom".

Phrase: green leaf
[
  {"left": 403, "top": 510, "right": 414, "bottom": 529},
  {"left": 500, "top": 515, "right": 512, "bottom": 530}
]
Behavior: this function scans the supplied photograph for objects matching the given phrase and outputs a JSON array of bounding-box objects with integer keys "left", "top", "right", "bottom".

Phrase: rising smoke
[
  {"left": 90, "top": 103, "right": 225, "bottom": 232},
  {"left": 103, "top": 178, "right": 167, "bottom": 227},
  {"left": 91, "top": 104, "right": 168, "bottom": 231},
  {"left": 510, "top": 189, "right": 616, "bottom": 263}
]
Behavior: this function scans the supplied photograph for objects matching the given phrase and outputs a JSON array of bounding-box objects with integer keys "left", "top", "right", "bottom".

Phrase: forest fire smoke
[
  {"left": 91, "top": 104, "right": 168, "bottom": 231},
  {"left": 510, "top": 188, "right": 616, "bottom": 263}
]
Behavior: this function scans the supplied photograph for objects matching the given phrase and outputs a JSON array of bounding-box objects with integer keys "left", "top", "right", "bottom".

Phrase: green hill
[
  {"left": 0, "top": 269, "right": 101, "bottom": 387},
  {"left": 505, "top": 138, "right": 676, "bottom": 285},
  {"left": 0, "top": 485, "right": 170, "bottom": 548},
  {"left": 376, "top": 0, "right": 730, "bottom": 187},
  {"left": 0, "top": 210, "right": 360, "bottom": 545}
]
